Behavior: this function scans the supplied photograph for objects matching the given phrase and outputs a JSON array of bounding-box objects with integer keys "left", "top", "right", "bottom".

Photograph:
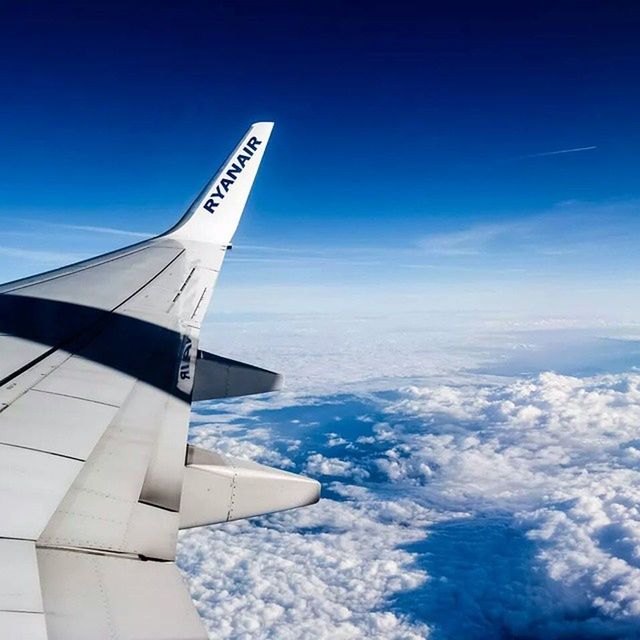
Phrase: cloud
[
  {"left": 418, "top": 221, "right": 527, "bottom": 256},
  {"left": 51, "top": 223, "right": 153, "bottom": 238},
  {"left": 326, "top": 433, "right": 348, "bottom": 447},
  {"left": 199, "top": 312, "right": 495, "bottom": 394},
  {"left": 416, "top": 199, "right": 640, "bottom": 266},
  {"left": 178, "top": 306, "right": 640, "bottom": 638},
  {"left": 0, "top": 245, "right": 87, "bottom": 264},
  {"left": 523, "top": 145, "right": 597, "bottom": 158},
  {"left": 178, "top": 490, "right": 429, "bottom": 639},
  {"left": 305, "top": 453, "right": 369, "bottom": 479},
  {"left": 188, "top": 418, "right": 297, "bottom": 469},
  {"left": 378, "top": 371, "right": 640, "bottom": 635},
  {"left": 180, "top": 393, "right": 435, "bottom": 639},
  {"left": 180, "top": 365, "right": 640, "bottom": 638}
]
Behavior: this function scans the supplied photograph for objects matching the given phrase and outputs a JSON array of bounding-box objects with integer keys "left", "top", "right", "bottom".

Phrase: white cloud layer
[
  {"left": 380, "top": 371, "right": 640, "bottom": 636},
  {"left": 179, "top": 369, "right": 640, "bottom": 638},
  {"left": 179, "top": 495, "right": 431, "bottom": 639}
]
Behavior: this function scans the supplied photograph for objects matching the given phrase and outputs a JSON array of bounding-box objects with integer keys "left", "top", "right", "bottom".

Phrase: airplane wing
[{"left": 0, "top": 123, "right": 320, "bottom": 639}]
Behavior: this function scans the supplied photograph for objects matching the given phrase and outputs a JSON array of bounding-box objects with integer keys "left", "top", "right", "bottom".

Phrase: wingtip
[{"left": 165, "top": 122, "right": 273, "bottom": 243}]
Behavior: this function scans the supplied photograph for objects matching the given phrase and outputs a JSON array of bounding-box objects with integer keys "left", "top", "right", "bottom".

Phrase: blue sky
[{"left": 1, "top": 1, "right": 640, "bottom": 310}]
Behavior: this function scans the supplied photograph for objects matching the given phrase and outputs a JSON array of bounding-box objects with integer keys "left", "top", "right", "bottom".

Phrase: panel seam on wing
[{"left": 0, "top": 247, "right": 186, "bottom": 394}]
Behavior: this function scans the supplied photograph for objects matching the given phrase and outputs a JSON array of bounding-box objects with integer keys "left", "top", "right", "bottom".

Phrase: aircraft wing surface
[{"left": 0, "top": 122, "right": 320, "bottom": 639}]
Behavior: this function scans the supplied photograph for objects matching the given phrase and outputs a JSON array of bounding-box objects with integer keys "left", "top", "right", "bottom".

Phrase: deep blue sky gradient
[{"left": 0, "top": 1, "right": 639, "bottom": 301}]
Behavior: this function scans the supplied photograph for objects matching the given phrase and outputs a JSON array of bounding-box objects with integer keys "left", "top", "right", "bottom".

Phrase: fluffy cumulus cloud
[
  {"left": 305, "top": 453, "right": 369, "bottom": 480},
  {"left": 379, "top": 372, "right": 640, "bottom": 637},
  {"left": 178, "top": 362, "right": 640, "bottom": 638},
  {"left": 179, "top": 492, "right": 430, "bottom": 639}
]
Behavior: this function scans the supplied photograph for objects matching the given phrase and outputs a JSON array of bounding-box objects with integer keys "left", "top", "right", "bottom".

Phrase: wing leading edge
[{"left": 0, "top": 123, "right": 320, "bottom": 639}]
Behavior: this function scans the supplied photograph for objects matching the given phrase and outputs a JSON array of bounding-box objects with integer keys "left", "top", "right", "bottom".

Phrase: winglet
[{"left": 166, "top": 122, "right": 274, "bottom": 245}]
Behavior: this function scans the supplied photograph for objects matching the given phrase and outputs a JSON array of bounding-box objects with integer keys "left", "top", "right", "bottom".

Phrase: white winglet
[{"left": 167, "top": 122, "right": 274, "bottom": 245}]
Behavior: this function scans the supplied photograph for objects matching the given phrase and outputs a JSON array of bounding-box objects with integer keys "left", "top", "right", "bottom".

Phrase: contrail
[
  {"left": 51, "top": 223, "right": 153, "bottom": 238},
  {"left": 525, "top": 145, "right": 597, "bottom": 158}
]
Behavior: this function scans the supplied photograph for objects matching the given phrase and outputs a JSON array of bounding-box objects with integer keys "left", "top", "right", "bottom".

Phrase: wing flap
[
  {"left": 38, "top": 548, "right": 207, "bottom": 640},
  {"left": 0, "top": 612, "right": 47, "bottom": 640},
  {"left": 38, "top": 381, "right": 184, "bottom": 560},
  {"left": 0, "top": 540, "right": 43, "bottom": 613},
  {"left": 0, "top": 445, "right": 82, "bottom": 540}
]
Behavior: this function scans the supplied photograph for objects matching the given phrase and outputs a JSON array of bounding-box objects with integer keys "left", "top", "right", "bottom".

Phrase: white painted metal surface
[
  {"left": 180, "top": 445, "right": 321, "bottom": 528},
  {"left": 0, "top": 540, "right": 43, "bottom": 613},
  {"left": 169, "top": 122, "right": 273, "bottom": 245},
  {"left": 34, "top": 352, "right": 137, "bottom": 407},
  {"left": 2, "top": 245, "right": 181, "bottom": 302},
  {"left": 192, "top": 350, "right": 284, "bottom": 401},
  {"left": 0, "top": 444, "right": 82, "bottom": 539},
  {"left": 0, "top": 336, "right": 52, "bottom": 382},
  {"left": 39, "top": 381, "right": 179, "bottom": 559},
  {"left": 0, "top": 245, "right": 184, "bottom": 382},
  {"left": 0, "top": 390, "right": 118, "bottom": 460},
  {"left": 0, "top": 611, "right": 47, "bottom": 640},
  {"left": 38, "top": 548, "right": 208, "bottom": 640}
]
